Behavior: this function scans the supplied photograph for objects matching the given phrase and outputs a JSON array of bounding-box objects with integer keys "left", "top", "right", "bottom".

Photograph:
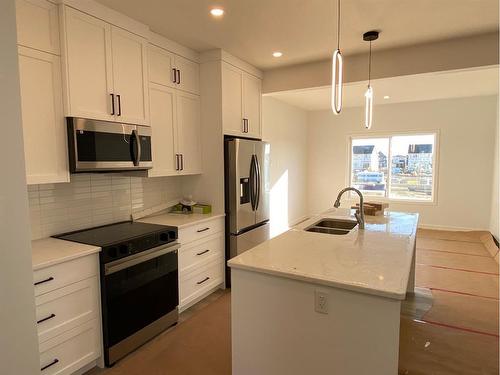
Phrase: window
[{"left": 349, "top": 133, "right": 437, "bottom": 202}]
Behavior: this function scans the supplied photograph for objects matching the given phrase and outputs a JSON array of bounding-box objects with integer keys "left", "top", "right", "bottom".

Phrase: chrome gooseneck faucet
[{"left": 334, "top": 187, "right": 365, "bottom": 229}]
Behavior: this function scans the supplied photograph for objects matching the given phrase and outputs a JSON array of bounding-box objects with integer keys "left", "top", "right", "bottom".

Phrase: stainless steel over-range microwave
[{"left": 67, "top": 117, "right": 153, "bottom": 173}]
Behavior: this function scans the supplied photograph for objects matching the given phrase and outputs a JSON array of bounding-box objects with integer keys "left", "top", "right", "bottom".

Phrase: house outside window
[{"left": 349, "top": 133, "right": 438, "bottom": 202}]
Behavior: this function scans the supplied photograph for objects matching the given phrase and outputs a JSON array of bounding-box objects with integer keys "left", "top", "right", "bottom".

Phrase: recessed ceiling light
[
  {"left": 210, "top": 8, "right": 224, "bottom": 17},
  {"left": 383, "top": 95, "right": 390, "bottom": 99},
  {"left": 272, "top": 51, "right": 283, "bottom": 58}
]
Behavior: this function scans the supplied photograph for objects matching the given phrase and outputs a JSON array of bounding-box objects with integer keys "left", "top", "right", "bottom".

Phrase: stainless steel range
[{"left": 55, "top": 221, "right": 179, "bottom": 366}]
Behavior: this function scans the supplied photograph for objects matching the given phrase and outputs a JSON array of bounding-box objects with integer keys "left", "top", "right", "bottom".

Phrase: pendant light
[
  {"left": 331, "top": 0, "right": 343, "bottom": 114},
  {"left": 363, "top": 30, "right": 379, "bottom": 129}
]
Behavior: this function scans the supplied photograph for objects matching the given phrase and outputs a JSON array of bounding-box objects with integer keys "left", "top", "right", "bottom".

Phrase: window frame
[{"left": 346, "top": 130, "right": 440, "bottom": 205}]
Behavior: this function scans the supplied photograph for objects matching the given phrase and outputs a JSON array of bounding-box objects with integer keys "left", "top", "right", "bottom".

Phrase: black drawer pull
[
  {"left": 37, "top": 314, "right": 56, "bottom": 324},
  {"left": 41, "top": 359, "right": 59, "bottom": 371},
  {"left": 196, "top": 227, "right": 210, "bottom": 233},
  {"left": 34, "top": 277, "right": 54, "bottom": 286},
  {"left": 196, "top": 249, "right": 210, "bottom": 256},
  {"left": 197, "top": 277, "right": 210, "bottom": 285}
]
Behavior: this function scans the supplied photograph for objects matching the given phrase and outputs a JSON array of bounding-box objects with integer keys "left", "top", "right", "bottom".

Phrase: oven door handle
[{"left": 105, "top": 243, "right": 180, "bottom": 276}]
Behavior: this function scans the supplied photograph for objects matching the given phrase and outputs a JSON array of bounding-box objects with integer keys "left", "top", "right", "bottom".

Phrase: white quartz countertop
[
  {"left": 32, "top": 237, "right": 101, "bottom": 271},
  {"left": 137, "top": 212, "right": 225, "bottom": 228},
  {"left": 228, "top": 208, "right": 419, "bottom": 300}
]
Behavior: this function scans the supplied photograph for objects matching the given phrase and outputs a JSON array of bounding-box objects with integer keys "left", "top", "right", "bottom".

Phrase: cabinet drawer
[
  {"left": 35, "top": 277, "right": 99, "bottom": 343},
  {"left": 179, "top": 259, "right": 224, "bottom": 308},
  {"left": 33, "top": 255, "right": 98, "bottom": 297},
  {"left": 179, "top": 233, "right": 224, "bottom": 274},
  {"left": 38, "top": 319, "right": 100, "bottom": 375},
  {"left": 178, "top": 217, "right": 224, "bottom": 244}
]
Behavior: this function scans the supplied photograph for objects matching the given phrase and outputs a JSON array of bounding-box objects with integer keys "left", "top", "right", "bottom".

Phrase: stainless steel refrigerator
[{"left": 225, "top": 138, "right": 270, "bottom": 283}]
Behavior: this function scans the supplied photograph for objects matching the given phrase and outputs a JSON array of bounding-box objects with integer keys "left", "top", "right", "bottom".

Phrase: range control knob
[
  {"left": 108, "top": 247, "right": 118, "bottom": 258},
  {"left": 119, "top": 244, "right": 129, "bottom": 254},
  {"left": 159, "top": 232, "right": 169, "bottom": 242}
]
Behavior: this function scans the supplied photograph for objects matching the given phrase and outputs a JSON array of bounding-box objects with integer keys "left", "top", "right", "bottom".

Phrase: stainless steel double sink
[{"left": 305, "top": 218, "right": 358, "bottom": 235}]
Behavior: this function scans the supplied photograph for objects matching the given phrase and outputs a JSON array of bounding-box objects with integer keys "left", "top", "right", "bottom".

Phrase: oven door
[
  {"left": 102, "top": 243, "right": 179, "bottom": 365},
  {"left": 68, "top": 117, "right": 153, "bottom": 172}
]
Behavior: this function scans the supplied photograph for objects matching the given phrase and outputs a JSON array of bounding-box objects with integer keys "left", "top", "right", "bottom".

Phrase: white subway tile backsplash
[{"left": 28, "top": 173, "right": 183, "bottom": 240}]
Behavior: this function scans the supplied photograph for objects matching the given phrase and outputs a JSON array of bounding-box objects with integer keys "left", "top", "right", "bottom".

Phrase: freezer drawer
[{"left": 229, "top": 222, "right": 270, "bottom": 259}]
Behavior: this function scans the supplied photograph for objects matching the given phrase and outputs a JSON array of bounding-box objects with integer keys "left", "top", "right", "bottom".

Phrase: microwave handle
[{"left": 131, "top": 130, "right": 141, "bottom": 166}]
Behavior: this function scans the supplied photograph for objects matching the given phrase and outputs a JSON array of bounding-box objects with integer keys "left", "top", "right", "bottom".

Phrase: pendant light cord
[
  {"left": 337, "top": 0, "right": 341, "bottom": 50},
  {"left": 368, "top": 40, "right": 372, "bottom": 86}
]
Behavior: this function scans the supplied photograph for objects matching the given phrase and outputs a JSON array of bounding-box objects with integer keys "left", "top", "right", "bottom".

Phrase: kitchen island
[{"left": 228, "top": 208, "right": 418, "bottom": 375}]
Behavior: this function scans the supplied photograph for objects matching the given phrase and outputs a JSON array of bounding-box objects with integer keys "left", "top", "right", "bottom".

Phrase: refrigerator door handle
[
  {"left": 249, "top": 155, "right": 256, "bottom": 211},
  {"left": 254, "top": 154, "right": 261, "bottom": 210}
]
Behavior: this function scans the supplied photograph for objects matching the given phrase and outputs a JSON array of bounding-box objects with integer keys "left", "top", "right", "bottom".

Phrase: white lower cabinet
[
  {"left": 34, "top": 254, "right": 101, "bottom": 374},
  {"left": 179, "top": 259, "right": 224, "bottom": 309},
  {"left": 38, "top": 319, "right": 100, "bottom": 375},
  {"left": 35, "top": 277, "right": 99, "bottom": 343},
  {"left": 177, "top": 217, "right": 225, "bottom": 312}
]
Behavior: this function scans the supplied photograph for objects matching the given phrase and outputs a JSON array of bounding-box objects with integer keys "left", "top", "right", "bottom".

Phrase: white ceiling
[
  {"left": 95, "top": 0, "right": 498, "bottom": 69},
  {"left": 266, "top": 66, "right": 499, "bottom": 111}
]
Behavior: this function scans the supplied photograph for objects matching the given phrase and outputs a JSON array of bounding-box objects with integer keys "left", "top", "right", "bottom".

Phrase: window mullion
[{"left": 387, "top": 137, "right": 393, "bottom": 199}]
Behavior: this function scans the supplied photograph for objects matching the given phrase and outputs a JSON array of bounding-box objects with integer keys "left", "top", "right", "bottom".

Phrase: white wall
[
  {"left": 490, "top": 99, "right": 499, "bottom": 240},
  {"left": 0, "top": 0, "right": 40, "bottom": 372},
  {"left": 307, "top": 96, "right": 498, "bottom": 230},
  {"left": 262, "top": 97, "right": 309, "bottom": 236}
]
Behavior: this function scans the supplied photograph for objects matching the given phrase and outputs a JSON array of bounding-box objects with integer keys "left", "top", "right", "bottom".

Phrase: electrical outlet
[{"left": 315, "top": 291, "right": 328, "bottom": 314}]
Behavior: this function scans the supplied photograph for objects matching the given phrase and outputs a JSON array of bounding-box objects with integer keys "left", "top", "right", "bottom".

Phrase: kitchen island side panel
[{"left": 231, "top": 268, "right": 401, "bottom": 375}]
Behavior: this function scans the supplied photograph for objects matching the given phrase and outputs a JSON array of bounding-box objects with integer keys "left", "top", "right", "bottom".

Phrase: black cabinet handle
[
  {"left": 110, "top": 93, "right": 115, "bottom": 115},
  {"left": 175, "top": 154, "right": 179, "bottom": 171},
  {"left": 196, "top": 249, "right": 210, "bottom": 256},
  {"left": 180, "top": 154, "right": 184, "bottom": 171},
  {"left": 172, "top": 68, "right": 177, "bottom": 83},
  {"left": 116, "top": 94, "right": 121, "bottom": 116},
  {"left": 34, "top": 277, "right": 54, "bottom": 286},
  {"left": 41, "top": 359, "right": 59, "bottom": 371},
  {"left": 37, "top": 313, "right": 56, "bottom": 324},
  {"left": 197, "top": 277, "right": 210, "bottom": 285},
  {"left": 196, "top": 227, "right": 209, "bottom": 233},
  {"left": 176, "top": 69, "right": 181, "bottom": 84}
]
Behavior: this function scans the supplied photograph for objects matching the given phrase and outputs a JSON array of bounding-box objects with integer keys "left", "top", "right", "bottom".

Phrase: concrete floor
[{"left": 87, "top": 229, "right": 499, "bottom": 375}]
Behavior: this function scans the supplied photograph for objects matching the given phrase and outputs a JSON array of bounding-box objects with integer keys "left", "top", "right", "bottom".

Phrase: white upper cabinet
[
  {"left": 15, "top": 0, "right": 69, "bottom": 185},
  {"left": 149, "top": 44, "right": 200, "bottom": 95},
  {"left": 62, "top": 7, "right": 114, "bottom": 121},
  {"left": 175, "top": 55, "right": 200, "bottom": 95},
  {"left": 222, "top": 62, "right": 244, "bottom": 135},
  {"left": 148, "top": 84, "right": 202, "bottom": 177},
  {"left": 242, "top": 73, "right": 262, "bottom": 139},
  {"left": 149, "top": 83, "right": 177, "bottom": 177},
  {"left": 149, "top": 45, "right": 176, "bottom": 88},
  {"left": 222, "top": 62, "right": 262, "bottom": 139},
  {"left": 18, "top": 47, "right": 69, "bottom": 184},
  {"left": 15, "top": 0, "right": 60, "bottom": 54},
  {"left": 176, "top": 92, "right": 202, "bottom": 174},
  {"left": 110, "top": 26, "right": 149, "bottom": 125},
  {"left": 61, "top": 6, "right": 149, "bottom": 125}
]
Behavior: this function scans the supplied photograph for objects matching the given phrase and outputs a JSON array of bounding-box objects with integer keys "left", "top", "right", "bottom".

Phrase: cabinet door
[
  {"left": 177, "top": 92, "right": 202, "bottom": 175},
  {"left": 222, "top": 62, "right": 244, "bottom": 136},
  {"left": 18, "top": 47, "right": 69, "bottom": 184},
  {"left": 62, "top": 7, "right": 114, "bottom": 121},
  {"left": 175, "top": 55, "right": 199, "bottom": 95},
  {"left": 110, "top": 26, "right": 149, "bottom": 125},
  {"left": 16, "top": 0, "right": 60, "bottom": 54},
  {"left": 242, "top": 73, "right": 262, "bottom": 139},
  {"left": 148, "top": 84, "right": 178, "bottom": 177},
  {"left": 149, "top": 45, "right": 176, "bottom": 88}
]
